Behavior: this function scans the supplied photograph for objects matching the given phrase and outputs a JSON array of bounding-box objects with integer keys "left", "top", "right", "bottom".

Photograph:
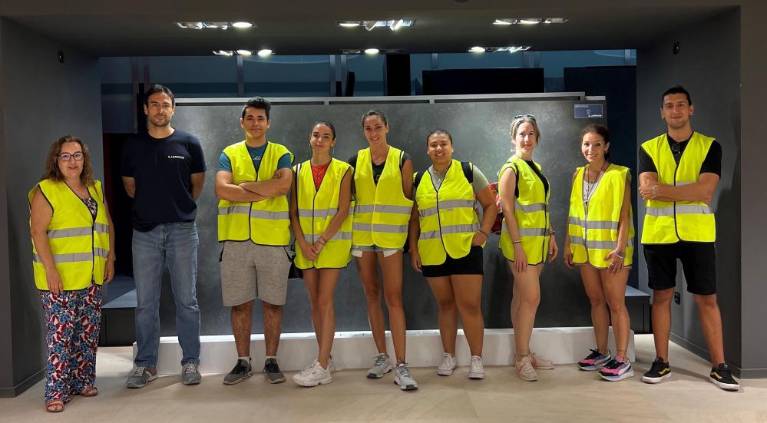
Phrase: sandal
[
  {"left": 45, "top": 399, "right": 65, "bottom": 413},
  {"left": 80, "top": 386, "right": 99, "bottom": 397}
]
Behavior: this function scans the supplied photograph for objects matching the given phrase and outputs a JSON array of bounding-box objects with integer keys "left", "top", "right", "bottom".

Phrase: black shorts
[
  {"left": 422, "top": 246, "right": 484, "bottom": 278},
  {"left": 643, "top": 241, "right": 716, "bottom": 295}
]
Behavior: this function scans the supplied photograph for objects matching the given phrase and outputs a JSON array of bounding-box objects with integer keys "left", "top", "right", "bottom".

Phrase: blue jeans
[{"left": 132, "top": 222, "right": 200, "bottom": 367}]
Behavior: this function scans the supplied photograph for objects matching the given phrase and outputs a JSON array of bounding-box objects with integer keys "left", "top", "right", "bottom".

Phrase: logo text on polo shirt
[{"left": 167, "top": 155, "right": 185, "bottom": 160}]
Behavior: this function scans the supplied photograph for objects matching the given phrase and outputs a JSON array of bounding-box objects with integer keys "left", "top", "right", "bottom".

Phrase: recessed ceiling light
[
  {"left": 543, "top": 18, "right": 568, "bottom": 24},
  {"left": 257, "top": 49, "right": 273, "bottom": 58},
  {"left": 236, "top": 49, "right": 253, "bottom": 56},
  {"left": 212, "top": 50, "right": 234, "bottom": 56},
  {"left": 364, "top": 48, "right": 380, "bottom": 55},
  {"left": 493, "top": 19, "right": 513, "bottom": 26},
  {"left": 231, "top": 21, "right": 253, "bottom": 29},
  {"left": 338, "top": 21, "right": 361, "bottom": 28},
  {"left": 518, "top": 18, "right": 542, "bottom": 25},
  {"left": 468, "top": 46, "right": 486, "bottom": 54}
]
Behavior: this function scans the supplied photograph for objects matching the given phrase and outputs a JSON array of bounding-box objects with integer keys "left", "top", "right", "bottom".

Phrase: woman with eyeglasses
[
  {"left": 289, "top": 121, "right": 353, "bottom": 387},
  {"left": 349, "top": 110, "right": 418, "bottom": 391},
  {"left": 29, "top": 136, "right": 115, "bottom": 412},
  {"left": 408, "top": 129, "right": 497, "bottom": 379},
  {"left": 498, "top": 114, "right": 558, "bottom": 381},
  {"left": 565, "top": 124, "right": 635, "bottom": 381}
]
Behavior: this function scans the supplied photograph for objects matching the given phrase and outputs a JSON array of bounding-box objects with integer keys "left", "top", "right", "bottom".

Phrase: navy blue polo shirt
[{"left": 121, "top": 129, "right": 206, "bottom": 231}]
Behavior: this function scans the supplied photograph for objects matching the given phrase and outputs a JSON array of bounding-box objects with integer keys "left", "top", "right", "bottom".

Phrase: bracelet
[
  {"left": 615, "top": 253, "right": 624, "bottom": 259},
  {"left": 478, "top": 229, "right": 489, "bottom": 237},
  {"left": 548, "top": 229, "right": 556, "bottom": 236},
  {"left": 512, "top": 240, "right": 522, "bottom": 244}
]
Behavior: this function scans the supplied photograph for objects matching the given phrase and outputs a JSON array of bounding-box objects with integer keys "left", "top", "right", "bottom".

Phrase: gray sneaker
[
  {"left": 182, "top": 362, "right": 201, "bottom": 385},
  {"left": 223, "top": 359, "right": 253, "bottom": 385},
  {"left": 263, "top": 358, "right": 286, "bottom": 384},
  {"left": 367, "top": 353, "right": 393, "bottom": 379},
  {"left": 393, "top": 363, "right": 418, "bottom": 391},
  {"left": 126, "top": 366, "right": 157, "bottom": 389}
]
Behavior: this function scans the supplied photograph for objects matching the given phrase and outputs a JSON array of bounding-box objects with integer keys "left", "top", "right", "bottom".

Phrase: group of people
[{"left": 29, "top": 83, "right": 739, "bottom": 412}]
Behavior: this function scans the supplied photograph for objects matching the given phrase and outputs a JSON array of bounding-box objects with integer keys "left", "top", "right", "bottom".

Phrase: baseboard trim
[
  {"left": 141, "top": 327, "right": 635, "bottom": 375},
  {"left": 0, "top": 368, "right": 44, "bottom": 398}
]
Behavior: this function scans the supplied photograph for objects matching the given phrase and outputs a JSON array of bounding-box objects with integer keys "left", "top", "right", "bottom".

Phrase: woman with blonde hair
[{"left": 497, "top": 115, "right": 558, "bottom": 381}]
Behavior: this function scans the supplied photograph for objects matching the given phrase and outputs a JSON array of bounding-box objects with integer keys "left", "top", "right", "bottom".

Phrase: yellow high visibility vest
[
  {"left": 29, "top": 179, "right": 111, "bottom": 291},
  {"left": 498, "top": 156, "right": 550, "bottom": 264},
  {"left": 352, "top": 146, "right": 414, "bottom": 249},
  {"left": 294, "top": 159, "right": 353, "bottom": 269},
  {"left": 415, "top": 160, "right": 479, "bottom": 266},
  {"left": 568, "top": 164, "right": 634, "bottom": 268},
  {"left": 640, "top": 132, "right": 716, "bottom": 244},
  {"left": 217, "top": 141, "right": 293, "bottom": 246}
]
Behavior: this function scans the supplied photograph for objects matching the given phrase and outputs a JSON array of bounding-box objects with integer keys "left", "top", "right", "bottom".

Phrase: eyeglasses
[
  {"left": 513, "top": 113, "right": 537, "bottom": 121},
  {"left": 58, "top": 152, "right": 84, "bottom": 161}
]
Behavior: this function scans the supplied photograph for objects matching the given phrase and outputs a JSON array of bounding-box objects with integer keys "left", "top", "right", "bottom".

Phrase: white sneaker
[
  {"left": 531, "top": 352, "right": 555, "bottom": 370},
  {"left": 437, "top": 353, "right": 457, "bottom": 376},
  {"left": 292, "top": 360, "right": 332, "bottom": 387},
  {"left": 468, "top": 356, "right": 485, "bottom": 380},
  {"left": 367, "top": 353, "right": 393, "bottom": 379},
  {"left": 515, "top": 355, "right": 538, "bottom": 381},
  {"left": 393, "top": 363, "right": 418, "bottom": 391}
]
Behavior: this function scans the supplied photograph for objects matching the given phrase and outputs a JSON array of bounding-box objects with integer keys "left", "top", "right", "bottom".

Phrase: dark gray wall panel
[
  {"left": 166, "top": 95, "right": 606, "bottom": 335},
  {"left": 0, "top": 18, "right": 102, "bottom": 395},
  {"left": 636, "top": 10, "right": 741, "bottom": 366}
]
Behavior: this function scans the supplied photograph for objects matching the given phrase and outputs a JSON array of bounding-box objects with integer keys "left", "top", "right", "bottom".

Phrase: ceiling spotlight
[
  {"left": 543, "top": 17, "right": 568, "bottom": 24},
  {"left": 364, "top": 48, "right": 380, "bottom": 55},
  {"left": 212, "top": 50, "right": 234, "bottom": 56},
  {"left": 338, "top": 21, "right": 361, "bottom": 28},
  {"left": 257, "top": 49, "right": 273, "bottom": 58},
  {"left": 236, "top": 49, "right": 253, "bottom": 56},
  {"left": 518, "top": 18, "right": 542, "bottom": 25},
  {"left": 231, "top": 21, "right": 254, "bottom": 29},
  {"left": 493, "top": 19, "right": 513, "bottom": 26},
  {"left": 468, "top": 46, "right": 486, "bottom": 54}
]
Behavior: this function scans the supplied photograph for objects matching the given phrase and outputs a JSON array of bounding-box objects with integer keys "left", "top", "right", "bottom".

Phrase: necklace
[{"left": 371, "top": 145, "right": 390, "bottom": 165}]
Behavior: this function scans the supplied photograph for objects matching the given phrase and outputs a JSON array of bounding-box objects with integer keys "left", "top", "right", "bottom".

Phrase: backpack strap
[{"left": 461, "top": 161, "right": 474, "bottom": 183}]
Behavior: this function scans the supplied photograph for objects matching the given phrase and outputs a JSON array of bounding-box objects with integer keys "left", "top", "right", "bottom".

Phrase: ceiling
[{"left": 0, "top": 0, "right": 733, "bottom": 56}]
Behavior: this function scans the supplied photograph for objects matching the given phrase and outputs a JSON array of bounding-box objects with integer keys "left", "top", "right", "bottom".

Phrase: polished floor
[{"left": 1, "top": 334, "right": 766, "bottom": 423}]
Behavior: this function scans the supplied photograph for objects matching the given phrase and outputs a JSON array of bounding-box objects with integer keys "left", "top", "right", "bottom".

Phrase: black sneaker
[
  {"left": 223, "top": 359, "right": 253, "bottom": 385},
  {"left": 264, "top": 358, "right": 286, "bottom": 384},
  {"left": 709, "top": 363, "right": 739, "bottom": 391},
  {"left": 641, "top": 358, "right": 671, "bottom": 384}
]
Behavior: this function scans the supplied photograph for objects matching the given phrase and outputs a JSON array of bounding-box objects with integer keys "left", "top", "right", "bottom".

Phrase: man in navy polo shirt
[{"left": 121, "top": 84, "right": 206, "bottom": 388}]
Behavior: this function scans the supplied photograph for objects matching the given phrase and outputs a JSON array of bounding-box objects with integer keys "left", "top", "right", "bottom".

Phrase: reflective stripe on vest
[
  {"left": 217, "top": 141, "right": 293, "bottom": 245},
  {"left": 29, "top": 179, "right": 111, "bottom": 291},
  {"left": 567, "top": 164, "right": 634, "bottom": 268},
  {"left": 352, "top": 146, "right": 414, "bottom": 249},
  {"left": 640, "top": 132, "right": 716, "bottom": 244},
  {"left": 415, "top": 160, "right": 479, "bottom": 265},
  {"left": 294, "top": 158, "right": 353, "bottom": 269},
  {"left": 498, "top": 157, "right": 550, "bottom": 264}
]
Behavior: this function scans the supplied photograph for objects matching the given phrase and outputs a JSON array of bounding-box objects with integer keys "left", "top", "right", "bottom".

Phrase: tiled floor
[{"left": 1, "top": 334, "right": 765, "bottom": 423}]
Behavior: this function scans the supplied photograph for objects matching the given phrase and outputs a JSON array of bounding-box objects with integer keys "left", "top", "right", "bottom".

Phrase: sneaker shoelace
[
  {"left": 397, "top": 364, "right": 412, "bottom": 378},
  {"left": 373, "top": 354, "right": 388, "bottom": 368},
  {"left": 649, "top": 359, "right": 666, "bottom": 373},
  {"left": 183, "top": 363, "right": 197, "bottom": 374},
  {"left": 132, "top": 367, "right": 147, "bottom": 377},
  {"left": 265, "top": 360, "right": 281, "bottom": 373},
  {"left": 582, "top": 349, "right": 603, "bottom": 361}
]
